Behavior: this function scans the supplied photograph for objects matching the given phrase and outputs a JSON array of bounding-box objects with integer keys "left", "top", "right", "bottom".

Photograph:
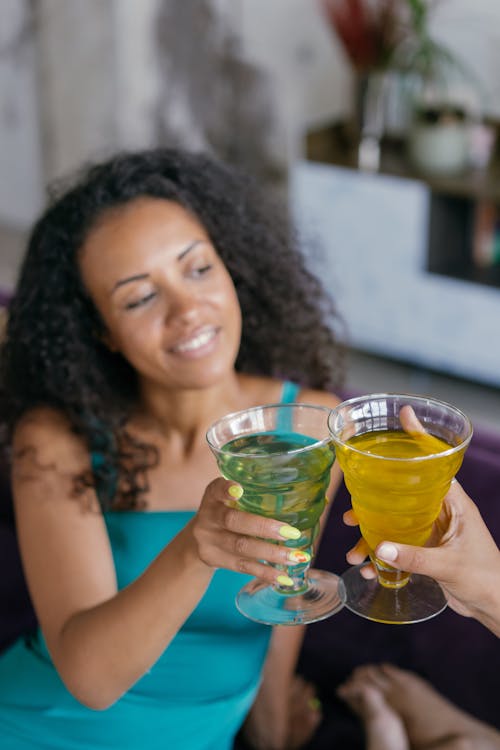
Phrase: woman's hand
[
  {"left": 344, "top": 481, "right": 500, "bottom": 634},
  {"left": 242, "top": 674, "right": 322, "bottom": 750},
  {"left": 188, "top": 478, "right": 306, "bottom": 587}
]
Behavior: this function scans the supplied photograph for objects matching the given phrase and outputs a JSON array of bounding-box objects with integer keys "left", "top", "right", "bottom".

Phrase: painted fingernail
[
  {"left": 308, "top": 697, "right": 322, "bottom": 711},
  {"left": 228, "top": 484, "right": 243, "bottom": 499},
  {"left": 287, "top": 549, "right": 311, "bottom": 564},
  {"left": 279, "top": 525, "right": 301, "bottom": 540},
  {"left": 276, "top": 574, "right": 294, "bottom": 586},
  {"left": 377, "top": 543, "right": 398, "bottom": 562}
]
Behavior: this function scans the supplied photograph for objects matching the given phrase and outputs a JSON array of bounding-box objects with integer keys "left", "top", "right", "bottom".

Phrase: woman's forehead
[{"left": 78, "top": 198, "right": 213, "bottom": 290}]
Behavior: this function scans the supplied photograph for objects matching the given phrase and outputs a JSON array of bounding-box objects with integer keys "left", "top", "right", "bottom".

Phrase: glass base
[
  {"left": 339, "top": 564, "right": 448, "bottom": 624},
  {"left": 236, "top": 569, "right": 344, "bottom": 625}
]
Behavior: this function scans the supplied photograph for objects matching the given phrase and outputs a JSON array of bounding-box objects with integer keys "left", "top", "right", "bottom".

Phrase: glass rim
[
  {"left": 206, "top": 402, "right": 333, "bottom": 458},
  {"left": 327, "top": 392, "right": 474, "bottom": 461}
]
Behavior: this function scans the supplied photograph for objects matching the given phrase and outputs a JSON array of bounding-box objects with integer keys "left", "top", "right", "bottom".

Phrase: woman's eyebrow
[
  {"left": 177, "top": 239, "right": 204, "bottom": 261},
  {"left": 111, "top": 240, "right": 205, "bottom": 293},
  {"left": 111, "top": 273, "right": 149, "bottom": 294}
]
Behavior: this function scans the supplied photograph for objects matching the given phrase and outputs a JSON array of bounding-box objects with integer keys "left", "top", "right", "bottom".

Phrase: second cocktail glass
[
  {"left": 206, "top": 403, "right": 343, "bottom": 625},
  {"left": 328, "top": 393, "right": 473, "bottom": 624}
]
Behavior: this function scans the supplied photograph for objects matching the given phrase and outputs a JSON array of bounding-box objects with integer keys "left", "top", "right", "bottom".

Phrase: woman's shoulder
[
  {"left": 14, "top": 406, "right": 75, "bottom": 442},
  {"left": 239, "top": 374, "right": 341, "bottom": 410},
  {"left": 238, "top": 374, "right": 284, "bottom": 405},
  {"left": 12, "top": 406, "right": 90, "bottom": 478},
  {"left": 294, "top": 386, "right": 341, "bottom": 410}
]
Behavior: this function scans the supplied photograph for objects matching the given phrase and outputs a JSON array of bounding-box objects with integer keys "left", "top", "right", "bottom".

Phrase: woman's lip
[{"left": 170, "top": 326, "right": 219, "bottom": 356}]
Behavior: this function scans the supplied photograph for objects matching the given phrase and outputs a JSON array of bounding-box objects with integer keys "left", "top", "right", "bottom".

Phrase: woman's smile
[{"left": 169, "top": 325, "right": 221, "bottom": 358}]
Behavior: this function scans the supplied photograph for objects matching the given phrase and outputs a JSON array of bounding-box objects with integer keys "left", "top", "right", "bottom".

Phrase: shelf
[
  {"left": 427, "top": 194, "right": 500, "bottom": 288},
  {"left": 291, "top": 159, "right": 500, "bottom": 386},
  {"left": 305, "top": 121, "right": 500, "bottom": 291},
  {"left": 305, "top": 121, "right": 500, "bottom": 203}
]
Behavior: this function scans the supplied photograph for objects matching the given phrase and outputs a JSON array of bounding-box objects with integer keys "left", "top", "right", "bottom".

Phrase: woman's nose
[{"left": 167, "top": 287, "right": 199, "bottom": 324}]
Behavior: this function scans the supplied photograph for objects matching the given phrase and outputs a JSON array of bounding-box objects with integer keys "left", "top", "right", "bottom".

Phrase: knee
[{"left": 440, "top": 736, "right": 475, "bottom": 750}]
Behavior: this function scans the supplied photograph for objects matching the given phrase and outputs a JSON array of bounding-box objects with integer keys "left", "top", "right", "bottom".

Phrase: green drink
[
  {"left": 219, "top": 432, "right": 333, "bottom": 535},
  {"left": 207, "top": 404, "right": 343, "bottom": 626}
]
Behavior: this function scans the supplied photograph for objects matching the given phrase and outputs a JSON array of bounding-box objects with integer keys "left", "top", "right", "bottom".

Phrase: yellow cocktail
[
  {"left": 337, "top": 429, "right": 461, "bottom": 588},
  {"left": 328, "top": 394, "right": 473, "bottom": 623}
]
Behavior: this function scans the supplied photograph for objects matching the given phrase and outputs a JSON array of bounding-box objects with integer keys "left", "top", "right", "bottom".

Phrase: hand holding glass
[
  {"left": 207, "top": 403, "right": 343, "bottom": 625},
  {"left": 328, "top": 394, "right": 473, "bottom": 624}
]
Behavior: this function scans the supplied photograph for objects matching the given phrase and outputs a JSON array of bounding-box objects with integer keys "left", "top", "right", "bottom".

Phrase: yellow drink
[{"left": 336, "top": 429, "right": 464, "bottom": 588}]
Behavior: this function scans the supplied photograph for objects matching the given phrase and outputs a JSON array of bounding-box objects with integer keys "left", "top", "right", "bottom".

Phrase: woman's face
[{"left": 79, "top": 197, "right": 242, "bottom": 393}]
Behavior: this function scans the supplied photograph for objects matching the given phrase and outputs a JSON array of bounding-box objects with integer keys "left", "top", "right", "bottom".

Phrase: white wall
[
  {"left": 239, "top": 0, "right": 351, "bottom": 159},
  {"left": 430, "top": 0, "right": 500, "bottom": 117},
  {"left": 238, "top": 0, "right": 500, "bottom": 151},
  {"left": 0, "top": 0, "right": 43, "bottom": 226},
  {"left": 36, "top": 0, "right": 118, "bottom": 182},
  {"left": 112, "top": 0, "right": 163, "bottom": 150},
  {"left": 1, "top": 0, "right": 500, "bottom": 228}
]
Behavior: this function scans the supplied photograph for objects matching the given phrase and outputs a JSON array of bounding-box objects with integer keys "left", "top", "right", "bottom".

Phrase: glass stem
[{"left": 275, "top": 527, "right": 316, "bottom": 593}]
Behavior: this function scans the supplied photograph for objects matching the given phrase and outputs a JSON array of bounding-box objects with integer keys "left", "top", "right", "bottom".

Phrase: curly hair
[{"left": 0, "top": 148, "right": 344, "bottom": 509}]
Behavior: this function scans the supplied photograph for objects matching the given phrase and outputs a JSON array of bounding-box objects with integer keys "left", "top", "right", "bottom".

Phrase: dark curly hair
[{"left": 0, "top": 148, "right": 344, "bottom": 509}]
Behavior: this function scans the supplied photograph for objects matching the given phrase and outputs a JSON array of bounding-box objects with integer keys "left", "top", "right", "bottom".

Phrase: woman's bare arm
[{"left": 13, "top": 409, "right": 310, "bottom": 709}]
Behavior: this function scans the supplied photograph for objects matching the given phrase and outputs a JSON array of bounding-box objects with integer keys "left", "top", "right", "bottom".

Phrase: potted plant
[{"left": 319, "top": 0, "right": 474, "bottom": 172}]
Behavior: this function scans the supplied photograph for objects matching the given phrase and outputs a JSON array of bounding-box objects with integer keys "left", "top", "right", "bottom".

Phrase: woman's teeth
[{"left": 174, "top": 328, "right": 216, "bottom": 353}]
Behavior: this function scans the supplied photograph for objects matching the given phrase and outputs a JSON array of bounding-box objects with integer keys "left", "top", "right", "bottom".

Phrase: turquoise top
[
  {"left": 0, "top": 382, "right": 301, "bottom": 750},
  {"left": 280, "top": 380, "right": 300, "bottom": 405}
]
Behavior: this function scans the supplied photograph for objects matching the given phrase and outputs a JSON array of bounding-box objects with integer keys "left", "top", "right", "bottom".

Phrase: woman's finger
[
  {"left": 375, "top": 540, "right": 445, "bottom": 579},
  {"left": 222, "top": 530, "right": 312, "bottom": 569},
  {"left": 399, "top": 404, "right": 425, "bottom": 433},
  {"left": 204, "top": 478, "right": 303, "bottom": 543},
  {"left": 222, "top": 504, "right": 304, "bottom": 544},
  {"left": 211, "top": 549, "right": 292, "bottom": 585},
  {"left": 343, "top": 509, "right": 359, "bottom": 527},
  {"left": 359, "top": 563, "right": 377, "bottom": 579},
  {"left": 346, "top": 536, "right": 370, "bottom": 564}
]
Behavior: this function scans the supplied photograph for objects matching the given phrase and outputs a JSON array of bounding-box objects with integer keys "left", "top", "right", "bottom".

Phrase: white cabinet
[{"left": 291, "top": 160, "right": 500, "bottom": 388}]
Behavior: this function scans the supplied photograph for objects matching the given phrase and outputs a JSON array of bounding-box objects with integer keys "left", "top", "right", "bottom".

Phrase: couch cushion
[{"left": 298, "top": 422, "right": 500, "bottom": 748}]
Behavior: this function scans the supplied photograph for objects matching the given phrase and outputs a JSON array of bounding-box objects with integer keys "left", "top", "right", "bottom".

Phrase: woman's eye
[
  {"left": 124, "top": 292, "right": 157, "bottom": 310},
  {"left": 192, "top": 264, "right": 212, "bottom": 277}
]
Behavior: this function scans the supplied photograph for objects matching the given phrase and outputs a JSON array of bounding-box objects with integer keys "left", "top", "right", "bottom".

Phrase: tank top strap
[{"left": 280, "top": 381, "right": 301, "bottom": 404}]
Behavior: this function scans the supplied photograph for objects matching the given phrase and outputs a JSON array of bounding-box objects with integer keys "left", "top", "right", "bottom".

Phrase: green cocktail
[
  {"left": 219, "top": 432, "right": 332, "bottom": 573},
  {"left": 207, "top": 404, "right": 343, "bottom": 625}
]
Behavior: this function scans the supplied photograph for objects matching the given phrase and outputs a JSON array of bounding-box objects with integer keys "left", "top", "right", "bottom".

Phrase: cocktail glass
[
  {"left": 328, "top": 393, "right": 473, "bottom": 624},
  {"left": 206, "top": 403, "right": 343, "bottom": 625}
]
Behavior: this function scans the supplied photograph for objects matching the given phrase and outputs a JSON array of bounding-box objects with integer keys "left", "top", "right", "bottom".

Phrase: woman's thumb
[{"left": 375, "top": 540, "right": 443, "bottom": 579}]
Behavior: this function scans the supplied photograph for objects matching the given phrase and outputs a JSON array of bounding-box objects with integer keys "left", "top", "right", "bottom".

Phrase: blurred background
[{"left": 1, "top": 0, "right": 500, "bottom": 428}]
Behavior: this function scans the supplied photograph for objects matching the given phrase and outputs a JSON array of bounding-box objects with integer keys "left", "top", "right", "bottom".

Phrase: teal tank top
[{"left": 0, "top": 382, "right": 301, "bottom": 750}]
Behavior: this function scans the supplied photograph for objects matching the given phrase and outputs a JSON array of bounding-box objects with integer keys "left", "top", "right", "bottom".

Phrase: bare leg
[
  {"left": 338, "top": 678, "right": 409, "bottom": 750},
  {"left": 338, "top": 664, "right": 500, "bottom": 750}
]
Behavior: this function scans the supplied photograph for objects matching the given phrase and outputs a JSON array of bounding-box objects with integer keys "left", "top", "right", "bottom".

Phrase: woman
[{"left": 0, "top": 149, "right": 344, "bottom": 749}]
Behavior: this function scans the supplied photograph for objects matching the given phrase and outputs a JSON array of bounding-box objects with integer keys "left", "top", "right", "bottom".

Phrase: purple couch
[
  {"left": 1, "top": 426, "right": 499, "bottom": 749},
  {"left": 297, "top": 422, "right": 500, "bottom": 748}
]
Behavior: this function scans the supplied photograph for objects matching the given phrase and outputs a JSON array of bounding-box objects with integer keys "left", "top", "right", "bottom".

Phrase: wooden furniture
[{"left": 290, "top": 122, "right": 500, "bottom": 386}]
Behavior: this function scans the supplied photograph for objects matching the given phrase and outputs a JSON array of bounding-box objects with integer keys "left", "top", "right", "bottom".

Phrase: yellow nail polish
[
  {"left": 288, "top": 550, "right": 311, "bottom": 564},
  {"left": 279, "top": 525, "right": 301, "bottom": 540},
  {"left": 276, "top": 574, "right": 294, "bottom": 586},
  {"left": 228, "top": 484, "right": 243, "bottom": 499},
  {"left": 308, "top": 697, "right": 322, "bottom": 711}
]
